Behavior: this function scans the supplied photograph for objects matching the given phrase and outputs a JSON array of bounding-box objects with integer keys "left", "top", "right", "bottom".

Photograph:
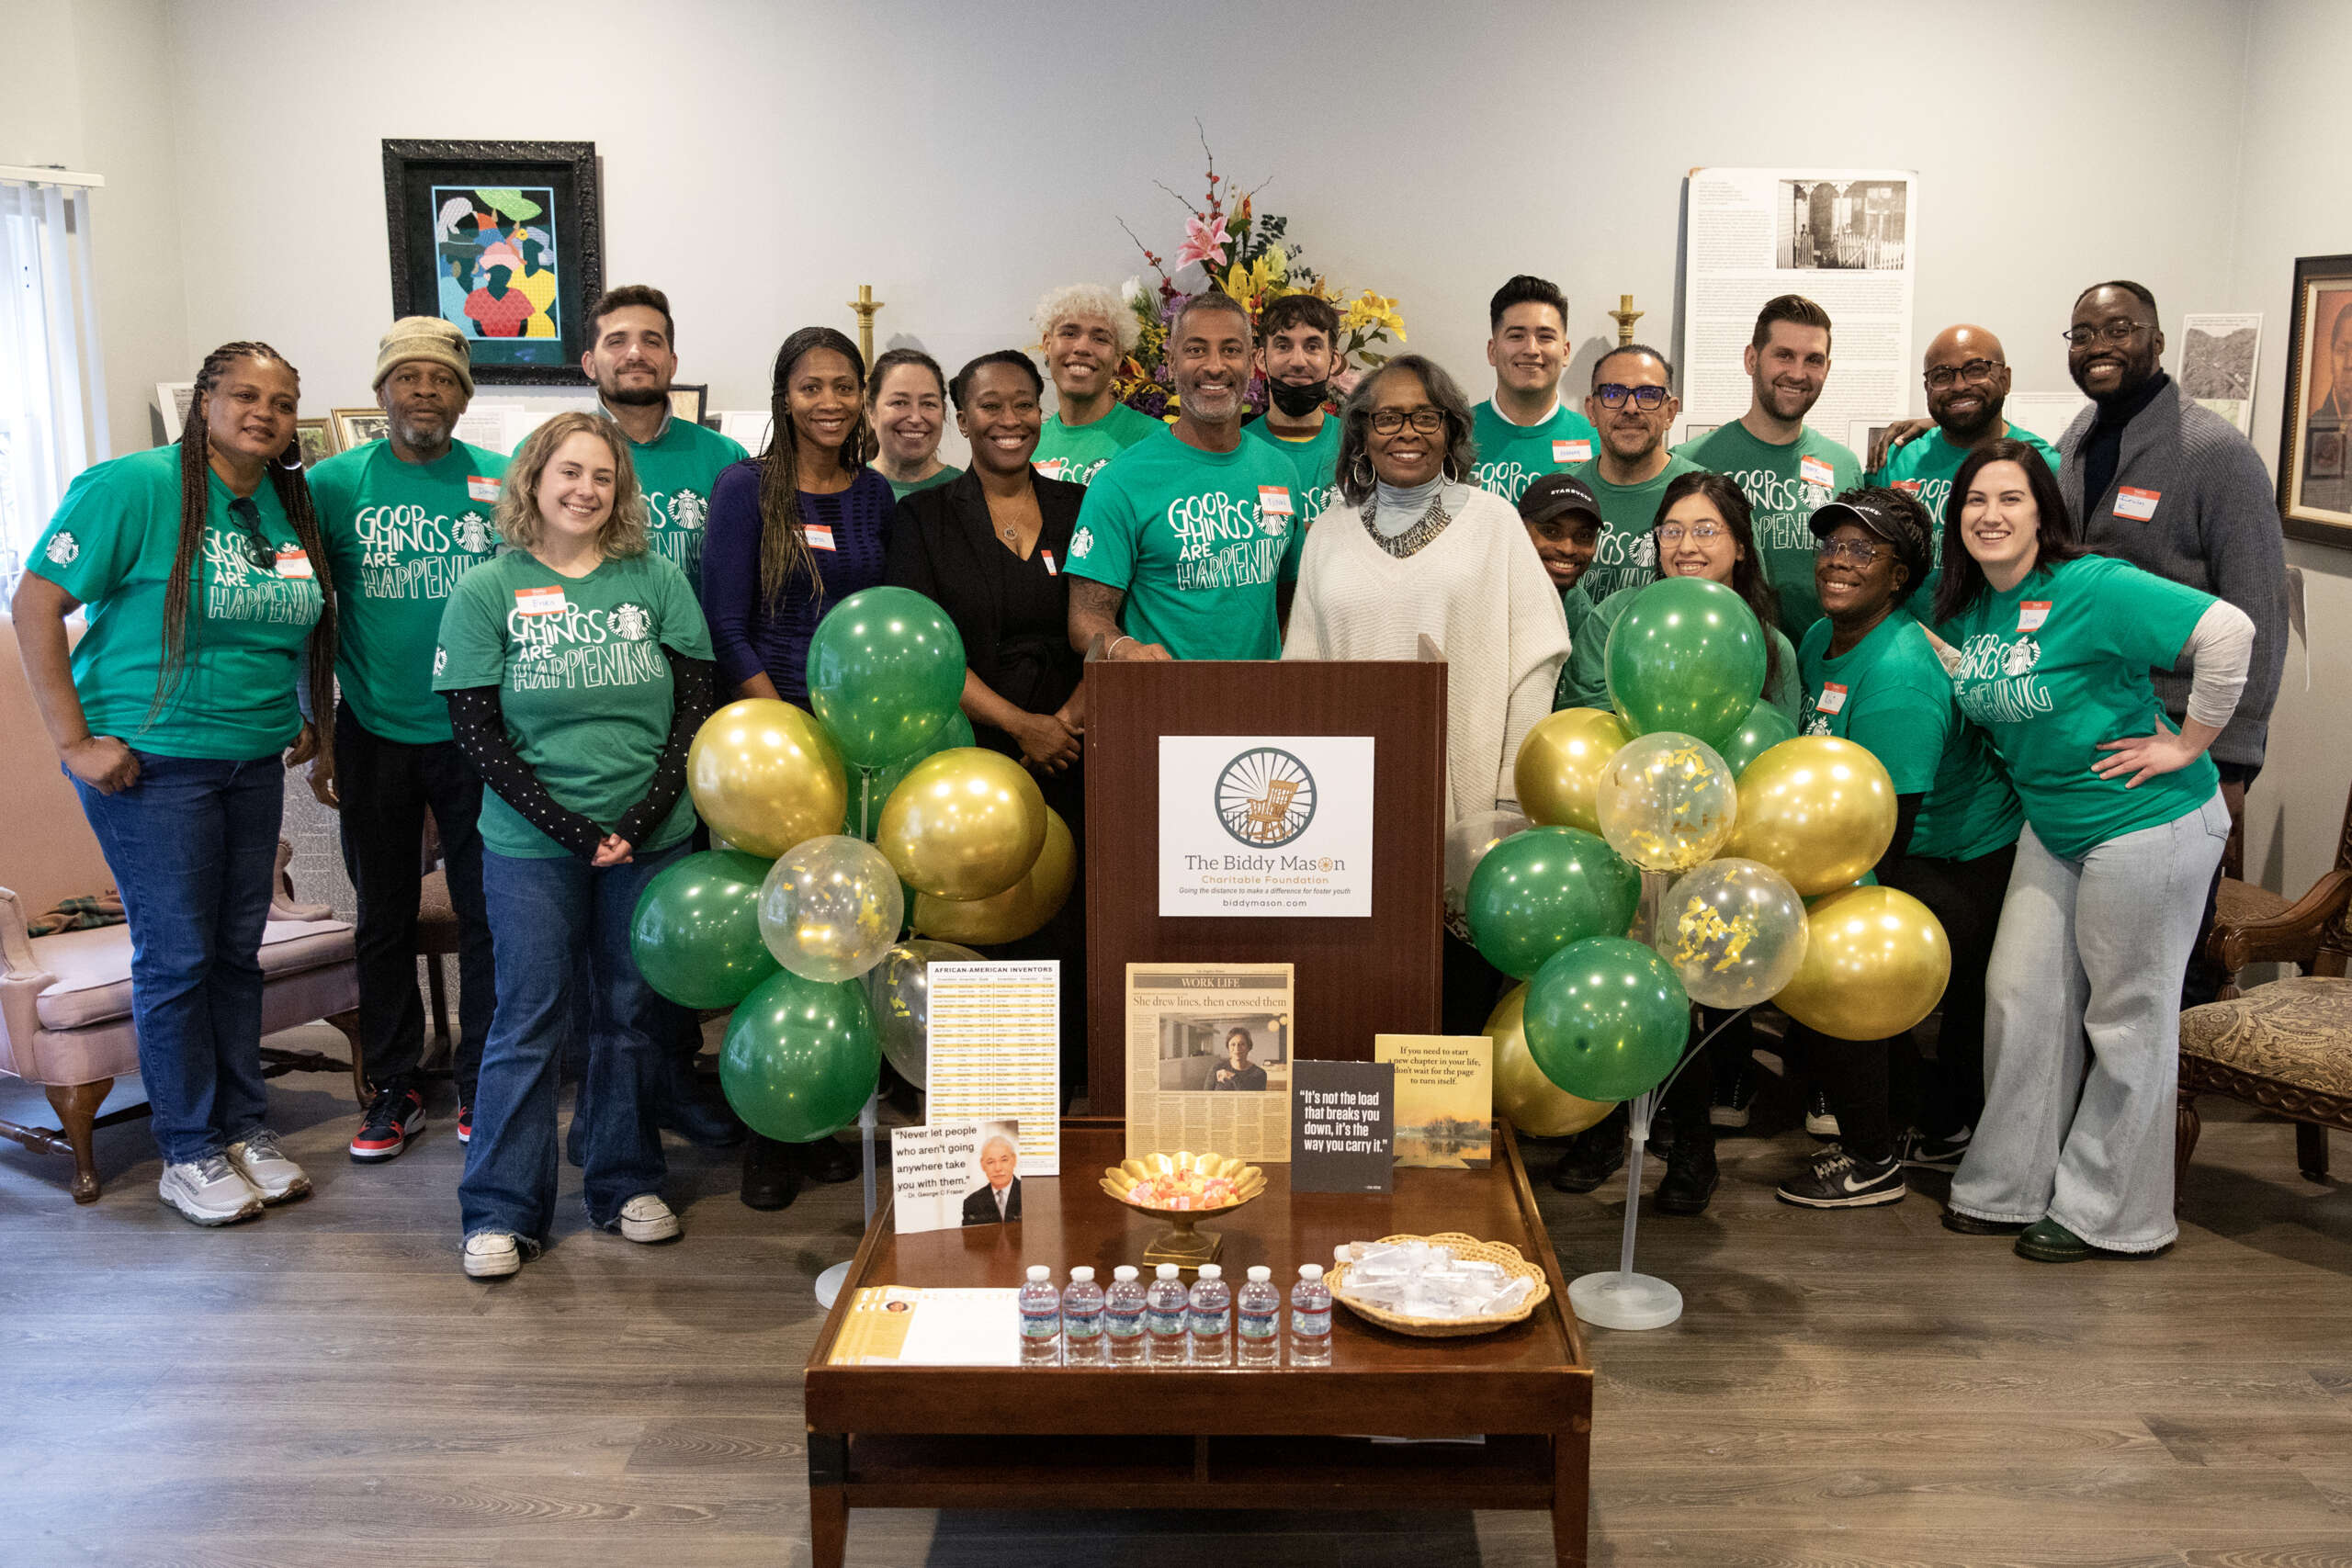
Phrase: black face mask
[{"left": 1266, "top": 377, "right": 1329, "bottom": 418}]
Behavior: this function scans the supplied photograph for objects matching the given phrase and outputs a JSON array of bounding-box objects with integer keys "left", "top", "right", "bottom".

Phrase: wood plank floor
[{"left": 4, "top": 1025, "right": 2348, "bottom": 1567}]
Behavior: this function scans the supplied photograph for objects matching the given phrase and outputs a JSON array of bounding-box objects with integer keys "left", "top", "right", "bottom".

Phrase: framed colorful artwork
[
  {"left": 2278, "top": 253, "right": 2352, "bottom": 547},
  {"left": 382, "top": 140, "right": 603, "bottom": 385}
]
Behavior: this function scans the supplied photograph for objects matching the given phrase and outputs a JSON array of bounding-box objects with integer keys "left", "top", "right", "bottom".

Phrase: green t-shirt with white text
[
  {"left": 432, "top": 549, "right": 713, "bottom": 859},
  {"left": 1065, "top": 428, "right": 1306, "bottom": 660},
  {"left": 1867, "top": 423, "right": 2061, "bottom": 613},
  {"left": 1567, "top": 451, "right": 1706, "bottom": 604},
  {"left": 610, "top": 414, "right": 748, "bottom": 588},
  {"left": 1241, "top": 416, "right": 1342, "bottom": 532},
  {"left": 1675, "top": 421, "right": 1860, "bottom": 640},
  {"left": 1034, "top": 402, "right": 1162, "bottom": 487},
  {"left": 1471, "top": 399, "right": 1600, "bottom": 504},
  {"left": 1939, "top": 555, "right": 2217, "bottom": 860},
  {"left": 30, "top": 446, "right": 323, "bottom": 759},
  {"left": 309, "top": 439, "right": 507, "bottom": 744},
  {"left": 1797, "top": 613, "right": 2020, "bottom": 863}
]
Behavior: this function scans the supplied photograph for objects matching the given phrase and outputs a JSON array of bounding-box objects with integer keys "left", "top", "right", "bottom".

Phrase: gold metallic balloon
[
  {"left": 1773, "top": 885, "right": 1951, "bottom": 1041},
  {"left": 877, "top": 748, "right": 1048, "bottom": 899},
  {"left": 1724, "top": 737, "right": 1897, "bottom": 897},
  {"left": 1487, "top": 981, "right": 1616, "bottom": 1139},
  {"left": 1515, "top": 707, "right": 1634, "bottom": 832},
  {"left": 686, "top": 699, "right": 846, "bottom": 858},
  {"left": 910, "top": 807, "right": 1075, "bottom": 945}
]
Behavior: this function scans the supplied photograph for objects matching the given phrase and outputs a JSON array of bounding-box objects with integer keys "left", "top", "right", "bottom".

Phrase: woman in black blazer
[{"left": 885, "top": 349, "right": 1090, "bottom": 1089}]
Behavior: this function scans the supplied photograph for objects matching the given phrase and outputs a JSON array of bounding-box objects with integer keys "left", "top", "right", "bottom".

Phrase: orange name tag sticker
[
  {"left": 1033, "top": 458, "right": 1065, "bottom": 480},
  {"left": 1041, "top": 549, "right": 1059, "bottom": 576},
  {"left": 806, "top": 524, "right": 837, "bottom": 551},
  {"left": 1815, "top": 682, "right": 1848, "bottom": 715},
  {"left": 1259, "top": 486, "right": 1294, "bottom": 516},
  {"left": 514, "top": 584, "right": 566, "bottom": 616},
  {"left": 2114, "top": 486, "right": 2160, "bottom": 521},
  {"left": 1800, "top": 455, "right": 1836, "bottom": 489},
  {"left": 1553, "top": 439, "right": 1592, "bottom": 465},
  {"left": 468, "top": 476, "right": 502, "bottom": 503},
  {"left": 275, "top": 547, "right": 314, "bottom": 581},
  {"left": 1893, "top": 479, "right": 1923, "bottom": 495},
  {"left": 2018, "top": 600, "right": 2051, "bottom": 633}
]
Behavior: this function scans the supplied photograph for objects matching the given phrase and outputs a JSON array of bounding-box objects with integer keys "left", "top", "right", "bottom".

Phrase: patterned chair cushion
[
  {"left": 2213, "top": 877, "right": 2290, "bottom": 931},
  {"left": 2179, "top": 976, "right": 2352, "bottom": 1097}
]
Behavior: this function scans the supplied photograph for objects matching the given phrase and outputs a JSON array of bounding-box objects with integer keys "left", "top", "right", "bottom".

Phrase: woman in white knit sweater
[{"left": 1283, "top": 354, "right": 1570, "bottom": 825}]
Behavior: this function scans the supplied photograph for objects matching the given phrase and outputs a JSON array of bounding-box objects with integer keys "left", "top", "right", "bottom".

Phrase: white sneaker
[
  {"left": 462, "top": 1231, "right": 525, "bottom": 1278},
  {"left": 616, "top": 1193, "right": 681, "bottom": 1244},
  {"left": 224, "top": 1129, "right": 311, "bottom": 1204},
  {"left": 159, "top": 1155, "right": 265, "bottom": 1225}
]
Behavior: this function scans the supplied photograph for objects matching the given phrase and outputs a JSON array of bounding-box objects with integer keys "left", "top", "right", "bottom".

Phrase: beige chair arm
[
  {"left": 270, "top": 838, "right": 333, "bottom": 922},
  {"left": 0, "top": 886, "right": 61, "bottom": 1077}
]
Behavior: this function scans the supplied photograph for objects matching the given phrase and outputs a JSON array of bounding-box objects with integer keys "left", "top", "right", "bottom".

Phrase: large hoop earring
[{"left": 1351, "top": 454, "right": 1374, "bottom": 490}]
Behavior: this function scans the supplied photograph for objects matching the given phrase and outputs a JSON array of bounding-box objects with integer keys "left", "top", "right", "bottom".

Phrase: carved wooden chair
[{"left": 2177, "top": 779, "right": 2352, "bottom": 1196}]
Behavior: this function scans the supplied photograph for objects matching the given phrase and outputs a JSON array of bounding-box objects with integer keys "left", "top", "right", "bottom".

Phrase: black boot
[
  {"left": 1654, "top": 1145, "right": 1720, "bottom": 1215},
  {"left": 1549, "top": 1108, "right": 1628, "bottom": 1193},
  {"left": 741, "top": 1134, "right": 800, "bottom": 1211}
]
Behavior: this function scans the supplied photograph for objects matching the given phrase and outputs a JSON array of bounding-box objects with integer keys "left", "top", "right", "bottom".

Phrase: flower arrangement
[{"left": 1113, "top": 135, "right": 1407, "bottom": 421}]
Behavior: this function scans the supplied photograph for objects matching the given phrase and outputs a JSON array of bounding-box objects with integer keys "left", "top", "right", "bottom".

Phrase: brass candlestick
[
  {"left": 848, "top": 283, "right": 885, "bottom": 365},
  {"left": 1608, "top": 294, "right": 1644, "bottom": 347}
]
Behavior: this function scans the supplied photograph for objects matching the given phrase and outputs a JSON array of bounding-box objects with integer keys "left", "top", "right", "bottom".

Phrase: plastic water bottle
[
  {"left": 1290, "top": 1263, "right": 1333, "bottom": 1366},
  {"left": 1062, "top": 1266, "right": 1106, "bottom": 1363},
  {"left": 1188, "top": 1263, "right": 1231, "bottom": 1366},
  {"left": 1019, "top": 1265, "right": 1060, "bottom": 1366},
  {"left": 1104, "top": 1265, "right": 1148, "bottom": 1364},
  {"left": 1146, "top": 1264, "right": 1191, "bottom": 1365},
  {"left": 1237, "top": 1265, "right": 1281, "bottom": 1365}
]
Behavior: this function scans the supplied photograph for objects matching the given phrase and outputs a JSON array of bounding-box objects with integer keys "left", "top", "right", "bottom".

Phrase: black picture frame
[
  {"left": 2275, "top": 250, "right": 2352, "bottom": 548},
  {"left": 382, "top": 139, "right": 603, "bottom": 386}
]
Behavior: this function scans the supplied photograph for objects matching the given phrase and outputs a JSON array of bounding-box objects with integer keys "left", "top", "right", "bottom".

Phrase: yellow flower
[
  {"left": 1219, "top": 250, "right": 1288, "bottom": 313},
  {"left": 1340, "top": 290, "right": 1406, "bottom": 342}
]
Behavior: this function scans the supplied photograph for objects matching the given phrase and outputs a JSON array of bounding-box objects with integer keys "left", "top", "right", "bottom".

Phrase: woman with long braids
[
  {"left": 699, "top": 325, "right": 896, "bottom": 1210},
  {"left": 12, "top": 342, "right": 336, "bottom": 1226}
]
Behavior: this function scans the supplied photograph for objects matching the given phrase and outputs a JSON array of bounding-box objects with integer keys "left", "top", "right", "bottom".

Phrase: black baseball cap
[
  {"left": 1519, "top": 472, "right": 1603, "bottom": 527},
  {"left": 1810, "top": 491, "right": 1931, "bottom": 594}
]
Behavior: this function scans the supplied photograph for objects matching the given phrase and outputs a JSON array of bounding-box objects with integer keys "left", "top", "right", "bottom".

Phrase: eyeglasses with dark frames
[
  {"left": 1369, "top": 407, "right": 1447, "bottom": 435},
  {"left": 1924, "top": 358, "right": 2004, "bottom": 390},
  {"left": 2062, "top": 320, "right": 2149, "bottom": 347},
  {"left": 1594, "top": 383, "right": 1669, "bottom": 411}
]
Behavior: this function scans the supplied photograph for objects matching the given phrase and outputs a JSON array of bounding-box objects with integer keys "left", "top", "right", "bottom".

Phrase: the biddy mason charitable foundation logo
[{"left": 1216, "top": 747, "right": 1316, "bottom": 848}]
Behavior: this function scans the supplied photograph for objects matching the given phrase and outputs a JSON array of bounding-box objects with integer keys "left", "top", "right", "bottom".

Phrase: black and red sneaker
[
  {"left": 456, "top": 1104, "right": 472, "bottom": 1145},
  {"left": 349, "top": 1085, "right": 426, "bottom": 1163}
]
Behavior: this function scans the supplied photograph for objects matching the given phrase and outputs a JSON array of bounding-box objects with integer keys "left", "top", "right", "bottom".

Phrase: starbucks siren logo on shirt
[
  {"left": 45, "top": 531, "right": 77, "bottom": 566},
  {"left": 668, "top": 490, "right": 708, "bottom": 531},
  {"left": 453, "top": 513, "right": 495, "bottom": 555},
  {"left": 1069, "top": 525, "right": 1095, "bottom": 559},
  {"left": 609, "top": 602, "right": 653, "bottom": 641},
  {"left": 433, "top": 646, "right": 447, "bottom": 678}
]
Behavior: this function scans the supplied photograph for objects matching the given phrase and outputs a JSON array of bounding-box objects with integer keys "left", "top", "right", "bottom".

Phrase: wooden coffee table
[{"left": 804, "top": 1118, "right": 1592, "bottom": 1566}]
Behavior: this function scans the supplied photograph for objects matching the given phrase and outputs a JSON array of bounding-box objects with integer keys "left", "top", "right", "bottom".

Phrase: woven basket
[{"left": 1327, "top": 1232, "right": 1551, "bottom": 1338}]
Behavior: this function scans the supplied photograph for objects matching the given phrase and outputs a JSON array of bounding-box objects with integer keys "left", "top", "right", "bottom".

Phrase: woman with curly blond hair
[{"left": 431, "top": 411, "right": 717, "bottom": 1278}]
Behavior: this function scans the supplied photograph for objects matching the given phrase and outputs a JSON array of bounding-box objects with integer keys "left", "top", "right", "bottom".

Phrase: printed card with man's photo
[{"left": 889, "top": 1119, "right": 1023, "bottom": 1235}]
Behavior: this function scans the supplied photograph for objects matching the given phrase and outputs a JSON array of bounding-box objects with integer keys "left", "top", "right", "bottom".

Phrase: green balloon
[
  {"left": 848, "top": 711, "right": 978, "bottom": 840},
  {"left": 718, "top": 967, "right": 881, "bottom": 1143},
  {"left": 1464, "top": 826, "right": 1642, "bottom": 980},
  {"left": 1604, "top": 576, "right": 1769, "bottom": 752},
  {"left": 1522, "top": 936, "right": 1691, "bottom": 1102},
  {"left": 808, "top": 587, "right": 967, "bottom": 768},
  {"left": 628, "top": 850, "right": 781, "bottom": 1010},
  {"left": 1716, "top": 699, "right": 1799, "bottom": 776}
]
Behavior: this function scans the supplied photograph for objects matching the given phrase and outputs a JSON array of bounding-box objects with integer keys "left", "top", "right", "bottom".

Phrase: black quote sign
[{"left": 1290, "top": 1060, "right": 1395, "bottom": 1195}]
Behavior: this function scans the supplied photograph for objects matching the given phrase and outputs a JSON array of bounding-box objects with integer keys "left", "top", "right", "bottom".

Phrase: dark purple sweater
[{"left": 699, "top": 460, "right": 896, "bottom": 705}]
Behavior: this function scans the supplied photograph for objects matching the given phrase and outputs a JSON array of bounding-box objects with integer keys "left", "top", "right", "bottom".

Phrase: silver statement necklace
[{"left": 1363, "top": 487, "right": 1453, "bottom": 558}]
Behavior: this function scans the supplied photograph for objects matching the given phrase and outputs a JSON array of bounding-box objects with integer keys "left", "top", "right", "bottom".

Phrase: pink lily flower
[{"left": 1175, "top": 211, "right": 1230, "bottom": 271}]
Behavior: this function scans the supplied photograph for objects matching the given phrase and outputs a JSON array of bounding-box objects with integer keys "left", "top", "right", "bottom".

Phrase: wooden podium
[{"left": 1082, "top": 644, "right": 1448, "bottom": 1114}]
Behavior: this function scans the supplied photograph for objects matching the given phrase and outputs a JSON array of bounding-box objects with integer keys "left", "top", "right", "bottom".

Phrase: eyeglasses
[
  {"left": 1655, "top": 522, "right": 1728, "bottom": 545},
  {"left": 1815, "top": 537, "right": 1888, "bottom": 564},
  {"left": 1595, "top": 383, "right": 1669, "bottom": 411},
  {"left": 2063, "top": 320, "right": 2148, "bottom": 347},
  {"left": 1370, "top": 407, "right": 1447, "bottom": 435},
  {"left": 1924, "top": 358, "right": 2003, "bottom": 390},
  {"left": 227, "top": 496, "right": 277, "bottom": 570}
]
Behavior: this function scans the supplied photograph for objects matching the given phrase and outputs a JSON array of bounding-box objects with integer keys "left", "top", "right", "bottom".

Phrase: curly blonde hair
[
  {"left": 1031, "top": 283, "right": 1141, "bottom": 355},
  {"left": 496, "top": 411, "right": 649, "bottom": 557}
]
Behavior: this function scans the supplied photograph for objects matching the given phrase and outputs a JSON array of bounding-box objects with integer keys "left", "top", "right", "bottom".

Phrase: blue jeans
[
  {"left": 73, "top": 753, "right": 284, "bottom": 1166},
  {"left": 1952, "top": 791, "right": 2230, "bottom": 1251},
  {"left": 460, "top": 842, "right": 687, "bottom": 1242}
]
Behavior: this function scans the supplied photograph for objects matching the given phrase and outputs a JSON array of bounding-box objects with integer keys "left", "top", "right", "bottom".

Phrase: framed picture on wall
[
  {"left": 382, "top": 139, "right": 603, "bottom": 386},
  {"left": 668, "top": 384, "right": 707, "bottom": 425},
  {"left": 2277, "top": 252, "right": 2352, "bottom": 547},
  {"left": 332, "top": 408, "right": 391, "bottom": 452},
  {"left": 294, "top": 418, "right": 337, "bottom": 468}
]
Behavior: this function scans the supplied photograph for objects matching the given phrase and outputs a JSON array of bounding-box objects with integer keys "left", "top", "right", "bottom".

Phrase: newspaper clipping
[
  {"left": 1124, "top": 962, "right": 1295, "bottom": 1163},
  {"left": 1682, "top": 167, "right": 1918, "bottom": 437}
]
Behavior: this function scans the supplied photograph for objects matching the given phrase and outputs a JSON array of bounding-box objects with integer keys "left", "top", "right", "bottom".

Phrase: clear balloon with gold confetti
[
  {"left": 1654, "top": 857, "right": 1808, "bottom": 1009},
  {"left": 1594, "top": 731, "right": 1737, "bottom": 873}
]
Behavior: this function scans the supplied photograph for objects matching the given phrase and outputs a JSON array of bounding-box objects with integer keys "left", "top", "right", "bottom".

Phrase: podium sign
[
  {"left": 1085, "top": 649, "right": 1447, "bottom": 1116},
  {"left": 1157, "top": 735, "right": 1376, "bottom": 917}
]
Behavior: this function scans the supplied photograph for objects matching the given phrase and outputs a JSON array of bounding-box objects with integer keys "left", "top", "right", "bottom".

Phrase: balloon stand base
[
  {"left": 814, "top": 1260, "right": 853, "bottom": 1310},
  {"left": 1568, "top": 1269, "right": 1683, "bottom": 1330}
]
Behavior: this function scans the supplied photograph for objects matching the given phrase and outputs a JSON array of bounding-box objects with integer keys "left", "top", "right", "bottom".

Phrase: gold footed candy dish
[{"left": 1100, "top": 1150, "right": 1265, "bottom": 1269}]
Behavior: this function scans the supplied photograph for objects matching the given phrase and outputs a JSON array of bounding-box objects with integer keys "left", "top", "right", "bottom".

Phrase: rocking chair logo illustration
[{"left": 1216, "top": 747, "right": 1317, "bottom": 849}]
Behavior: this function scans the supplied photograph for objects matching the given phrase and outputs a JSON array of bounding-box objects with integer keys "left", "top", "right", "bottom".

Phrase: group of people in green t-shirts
[{"left": 14, "top": 265, "right": 2276, "bottom": 1275}]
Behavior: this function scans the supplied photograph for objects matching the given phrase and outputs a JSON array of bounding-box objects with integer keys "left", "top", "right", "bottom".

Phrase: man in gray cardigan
[{"left": 2059, "top": 279, "right": 2288, "bottom": 997}]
